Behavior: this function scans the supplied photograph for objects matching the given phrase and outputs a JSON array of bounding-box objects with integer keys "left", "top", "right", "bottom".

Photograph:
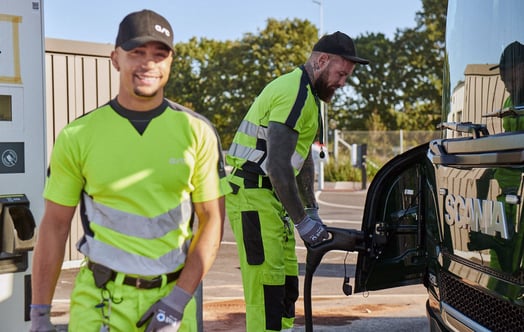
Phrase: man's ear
[
  {"left": 317, "top": 53, "right": 330, "bottom": 70},
  {"left": 110, "top": 50, "right": 120, "bottom": 71}
]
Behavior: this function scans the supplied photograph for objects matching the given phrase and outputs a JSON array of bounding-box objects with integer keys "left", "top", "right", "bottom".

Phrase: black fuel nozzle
[{"left": 305, "top": 227, "right": 365, "bottom": 275}]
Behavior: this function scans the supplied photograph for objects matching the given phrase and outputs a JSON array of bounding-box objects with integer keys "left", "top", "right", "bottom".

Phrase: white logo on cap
[{"left": 155, "top": 24, "right": 171, "bottom": 37}]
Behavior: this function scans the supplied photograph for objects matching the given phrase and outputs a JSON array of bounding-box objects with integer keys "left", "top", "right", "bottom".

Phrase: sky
[{"left": 43, "top": 0, "right": 423, "bottom": 44}]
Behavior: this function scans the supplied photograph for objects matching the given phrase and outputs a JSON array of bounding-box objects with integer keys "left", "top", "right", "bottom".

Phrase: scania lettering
[{"left": 444, "top": 194, "right": 510, "bottom": 240}]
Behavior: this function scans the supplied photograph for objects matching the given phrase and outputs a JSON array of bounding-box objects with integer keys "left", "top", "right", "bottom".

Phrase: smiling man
[{"left": 30, "top": 9, "right": 228, "bottom": 332}]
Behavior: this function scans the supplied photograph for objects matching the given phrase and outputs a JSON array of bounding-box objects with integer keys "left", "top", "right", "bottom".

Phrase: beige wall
[
  {"left": 463, "top": 64, "right": 506, "bottom": 135},
  {"left": 45, "top": 38, "right": 119, "bottom": 261}
]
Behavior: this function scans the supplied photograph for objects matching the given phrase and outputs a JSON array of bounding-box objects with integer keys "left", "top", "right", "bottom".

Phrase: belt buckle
[{"left": 133, "top": 276, "right": 161, "bottom": 289}]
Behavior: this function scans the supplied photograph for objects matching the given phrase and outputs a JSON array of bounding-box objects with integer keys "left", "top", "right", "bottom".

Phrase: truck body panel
[{"left": 353, "top": 1, "right": 524, "bottom": 330}]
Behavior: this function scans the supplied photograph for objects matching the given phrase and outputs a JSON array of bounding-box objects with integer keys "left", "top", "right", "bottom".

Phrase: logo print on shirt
[{"left": 169, "top": 157, "right": 185, "bottom": 165}]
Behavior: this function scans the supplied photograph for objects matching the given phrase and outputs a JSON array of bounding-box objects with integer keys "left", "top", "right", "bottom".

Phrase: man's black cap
[
  {"left": 115, "top": 9, "right": 174, "bottom": 51},
  {"left": 490, "top": 41, "right": 524, "bottom": 71},
  {"left": 313, "top": 31, "right": 370, "bottom": 65}
]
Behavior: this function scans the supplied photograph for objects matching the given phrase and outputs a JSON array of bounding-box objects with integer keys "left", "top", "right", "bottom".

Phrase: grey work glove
[
  {"left": 30, "top": 304, "right": 56, "bottom": 332},
  {"left": 295, "top": 214, "right": 329, "bottom": 246},
  {"left": 136, "top": 285, "right": 192, "bottom": 332}
]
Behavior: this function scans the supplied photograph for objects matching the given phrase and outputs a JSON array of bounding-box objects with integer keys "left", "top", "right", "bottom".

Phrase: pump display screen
[{"left": 0, "top": 95, "right": 12, "bottom": 121}]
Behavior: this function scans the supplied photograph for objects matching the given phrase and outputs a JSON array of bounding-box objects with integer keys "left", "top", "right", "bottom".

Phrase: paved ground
[{"left": 49, "top": 182, "right": 429, "bottom": 331}]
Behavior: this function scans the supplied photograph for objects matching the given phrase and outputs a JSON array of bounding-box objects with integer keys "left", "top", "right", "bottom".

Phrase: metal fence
[{"left": 330, "top": 129, "right": 441, "bottom": 167}]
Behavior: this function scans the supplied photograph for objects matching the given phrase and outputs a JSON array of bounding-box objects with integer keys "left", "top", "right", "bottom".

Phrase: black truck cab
[{"left": 307, "top": 1, "right": 524, "bottom": 331}]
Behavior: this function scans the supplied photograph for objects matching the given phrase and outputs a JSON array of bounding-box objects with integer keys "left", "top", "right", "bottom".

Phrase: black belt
[
  {"left": 87, "top": 261, "right": 181, "bottom": 289},
  {"left": 232, "top": 168, "right": 272, "bottom": 189}
]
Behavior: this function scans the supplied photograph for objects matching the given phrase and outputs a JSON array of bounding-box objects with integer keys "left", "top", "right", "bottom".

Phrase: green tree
[
  {"left": 166, "top": 0, "right": 447, "bottom": 143},
  {"left": 334, "top": 0, "right": 446, "bottom": 131},
  {"left": 330, "top": 32, "right": 399, "bottom": 130},
  {"left": 394, "top": 0, "right": 447, "bottom": 130},
  {"left": 166, "top": 18, "right": 318, "bottom": 147}
]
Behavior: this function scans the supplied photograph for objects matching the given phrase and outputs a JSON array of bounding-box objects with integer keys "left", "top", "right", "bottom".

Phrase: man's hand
[
  {"left": 136, "top": 285, "right": 192, "bottom": 332},
  {"left": 295, "top": 215, "right": 329, "bottom": 246},
  {"left": 30, "top": 304, "right": 56, "bottom": 332}
]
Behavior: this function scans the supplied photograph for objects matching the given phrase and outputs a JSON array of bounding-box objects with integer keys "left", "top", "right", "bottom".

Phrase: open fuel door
[{"left": 354, "top": 143, "right": 433, "bottom": 293}]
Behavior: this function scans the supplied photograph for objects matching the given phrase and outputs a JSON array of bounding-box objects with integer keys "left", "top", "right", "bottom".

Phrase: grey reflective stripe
[
  {"left": 238, "top": 120, "right": 267, "bottom": 139},
  {"left": 79, "top": 194, "right": 191, "bottom": 275},
  {"left": 228, "top": 142, "right": 266, "bottom": 165},
  {"left": 78, "top": 236, "right": 190, "bottom": 276},
  {"left": 291, "top": 151, "right": 305, "bottom": 171},
  {"left": 230, "top": 120, "right": 306, "bottom": 172},
  {"left": 83, "top": 194, "right": 193, "bottom": 238}
]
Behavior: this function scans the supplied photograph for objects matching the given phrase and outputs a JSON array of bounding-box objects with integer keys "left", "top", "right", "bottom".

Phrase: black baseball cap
[
  {"left": 313, "top": 31, "right": 370, "bottom": 65},
  {"left": 115, "top": 9, "right": 174, "bottom": 51},
  {"left": 490, "top": 41, "right": 524, "bottom": 71}
]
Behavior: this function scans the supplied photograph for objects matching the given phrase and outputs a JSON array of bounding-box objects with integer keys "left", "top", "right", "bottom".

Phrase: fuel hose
[{"left": 303, "top": 227, "right": 365, "bottom": 332}]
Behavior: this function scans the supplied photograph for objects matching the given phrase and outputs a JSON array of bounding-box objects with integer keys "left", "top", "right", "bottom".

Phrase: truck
[{"left": 305, "top": 0, "right": 524, "bottom": 331}]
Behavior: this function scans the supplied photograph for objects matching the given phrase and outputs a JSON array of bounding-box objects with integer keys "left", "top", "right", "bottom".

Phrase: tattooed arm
[
  {"left": 266, "top": 121, "right": 306, "bottom": 224},
  {"left": 266, "top": 121, "right": 319, "bottom": 223},
  {"left": 296, "top": 151, "right": 318, "bottom": 209}
]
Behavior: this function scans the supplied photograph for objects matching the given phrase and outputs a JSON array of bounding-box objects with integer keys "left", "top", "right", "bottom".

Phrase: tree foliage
[
  {"left": 165, "top": 0, "right": 447, "bottom": 147},
  {"left": 339, "top": 0, "right": 447, "bottom": 131},
  {"left": 165, "top": 18, "right": 318, "bottom": 146}
]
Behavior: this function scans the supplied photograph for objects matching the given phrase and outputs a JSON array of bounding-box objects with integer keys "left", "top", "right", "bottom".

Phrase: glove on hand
[
  {"left": 137, "top": 285, "right": 192, "bottom": 332},
  {"left": 305, "top": 207, "right": 321, "bottom": 223},
  {"left": 30, "top": 304, "right": 56, "bottom": 332},
  {"left": 295, "top": 215, "right": 329, "bottom": 246}
]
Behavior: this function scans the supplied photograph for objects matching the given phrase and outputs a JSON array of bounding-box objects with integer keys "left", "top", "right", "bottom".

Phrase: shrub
[{"left": 322, "top": 156, "right": 381, "bottom": 182}]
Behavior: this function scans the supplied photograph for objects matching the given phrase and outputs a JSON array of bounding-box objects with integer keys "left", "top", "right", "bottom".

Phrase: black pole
[
  {"left": 361, "top": 163, "right": 367, "bottom": 190},
  {"left": 360, "top": 144, "right": 367, "bottom": 190}
]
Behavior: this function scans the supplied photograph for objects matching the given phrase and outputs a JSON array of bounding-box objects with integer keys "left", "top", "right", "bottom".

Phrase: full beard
[{"left": 314, "top": 72, "right": 336, "bottom": 102}]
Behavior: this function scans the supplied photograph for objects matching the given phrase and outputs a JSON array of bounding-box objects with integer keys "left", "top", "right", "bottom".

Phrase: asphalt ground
[{"left": 50, "top": 182, "right": 429, "bottom": 331}]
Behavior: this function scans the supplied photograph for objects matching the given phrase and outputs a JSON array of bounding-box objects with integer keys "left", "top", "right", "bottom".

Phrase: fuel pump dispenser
[{"left": 0, "top": 1, "right": 46, "bottom": 330}]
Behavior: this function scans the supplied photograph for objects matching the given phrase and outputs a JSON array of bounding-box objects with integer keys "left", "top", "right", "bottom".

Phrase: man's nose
[{"left": 140, "top": 51, "right": 157, "bottom": 67}]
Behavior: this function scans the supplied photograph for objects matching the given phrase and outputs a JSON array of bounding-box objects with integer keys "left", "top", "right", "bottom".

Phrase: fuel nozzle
[{"left": 305, "top": 227, "right": 365, "bottom": 274}]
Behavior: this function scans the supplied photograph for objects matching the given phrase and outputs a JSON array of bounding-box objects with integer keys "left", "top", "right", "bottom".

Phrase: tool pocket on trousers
[
  {"left": 229, "top": 182, "right": 240, "bottom": 194},
  {"left": 241, "top": 211, "right": 265, "bottom": 265}
]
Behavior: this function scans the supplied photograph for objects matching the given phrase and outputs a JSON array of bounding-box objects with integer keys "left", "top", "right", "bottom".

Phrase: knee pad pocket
[{"left": 263, "top": 284, "right": 285, "bottom": 331}]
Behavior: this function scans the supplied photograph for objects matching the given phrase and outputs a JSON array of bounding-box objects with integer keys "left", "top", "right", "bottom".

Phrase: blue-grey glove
[
  {"left": 30, "top": 304, "right": 56, "bottom": 332},
  {"left": 295, "top": 215, "right": 329, "bottom": 246},
  {"left": 136, "top": 285, "right": 192, "bottom": 332}
]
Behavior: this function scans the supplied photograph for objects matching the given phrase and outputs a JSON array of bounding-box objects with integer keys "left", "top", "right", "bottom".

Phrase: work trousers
[
  {"left": 226, "top": 177, "right": 299, "bottom": 332},
  {"left": 68, "top": 264, "right": 197, "bottom": 331}
]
